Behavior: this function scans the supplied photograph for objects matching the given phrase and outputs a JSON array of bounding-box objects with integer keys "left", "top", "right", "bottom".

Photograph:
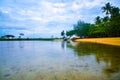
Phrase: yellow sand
[{"left": 75, "top": 37, "right": 120, "bottom": 46}]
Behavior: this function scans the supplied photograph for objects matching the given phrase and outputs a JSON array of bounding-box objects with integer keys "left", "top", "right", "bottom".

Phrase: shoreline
[
  {"left": 0, "top": 38, "right": 60, "bottom": 41},
  {"left": 74, "top": 37, "right": 120, "bottom": 47}
]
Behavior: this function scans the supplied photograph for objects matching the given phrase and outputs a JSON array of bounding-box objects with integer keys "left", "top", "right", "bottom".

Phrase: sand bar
[{"left": 75, "top": 37, "right": 120, "bottom": 46}]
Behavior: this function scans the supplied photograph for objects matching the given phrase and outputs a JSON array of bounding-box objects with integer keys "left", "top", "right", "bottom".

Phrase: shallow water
[{"left": 0, "top": 41, "right": 120, "bottom": 80}]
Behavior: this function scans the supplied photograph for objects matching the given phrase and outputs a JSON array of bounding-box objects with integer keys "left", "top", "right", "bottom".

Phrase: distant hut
[{"left": 4, "top": 35, "right": 15, "bottom": 39}]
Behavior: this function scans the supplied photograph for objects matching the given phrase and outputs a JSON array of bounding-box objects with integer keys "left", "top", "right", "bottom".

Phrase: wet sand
[{"left": 75, "top": 37, "right": 120, "bottom": 46}]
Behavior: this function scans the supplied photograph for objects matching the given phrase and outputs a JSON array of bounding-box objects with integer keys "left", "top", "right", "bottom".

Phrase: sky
[{"left": 0, "top": 0, "right": 120, "bottom": 38}]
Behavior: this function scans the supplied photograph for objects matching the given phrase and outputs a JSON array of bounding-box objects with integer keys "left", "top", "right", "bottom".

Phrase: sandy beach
[{"left": 75, "top": 37, "right": 120, "bottom": 46}]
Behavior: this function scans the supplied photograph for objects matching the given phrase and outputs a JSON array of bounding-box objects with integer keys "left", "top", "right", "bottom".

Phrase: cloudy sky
[{"left": 0, "top": 0, "right": 120, "bottom": 38}]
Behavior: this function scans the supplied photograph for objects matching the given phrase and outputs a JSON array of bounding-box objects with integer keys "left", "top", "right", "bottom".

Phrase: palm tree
[
  {"left": 102, "top": 16, "right": 109, "bottom": 22},
  {"left": 19, "top": 33, "right": 24, "bottom": 39},
  {"left": 61, "top": 30, "right": 67, "bottom": 41},
  {"left": 110, "top": 7, "right": 120, "bottom": 18},
  {"left": 61, "top": 30, "right": 65, "bottom": 38},
  {"left": 102, "top": 2, "right": 112, "bottom": 16},
  {"left": 95, "top": 16, "right": 101, "bottom": 24}
]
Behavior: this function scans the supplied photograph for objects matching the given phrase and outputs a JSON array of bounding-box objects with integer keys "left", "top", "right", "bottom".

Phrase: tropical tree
[
  {"left": 65, "top": 2, "right": 120, "bottom": 38},
  {"left": 102, "top": 16, "right": 109, "bottom": 22},
  {"left": 73, "top": 20, "right": 85, "bottom": 37},
  {"left": 66, "top": 30, "right": 75, "bottom": 38},
  {"left": 5, "top": 35, "right": 15, "bottom": 39},
  {"left": 110, "top": 7, "right": 120, "bottom": 18},
  {"left": 102, "top": 2, "right": 112, "bottom": 16},
  {"left": 95, "top": 16, "right": 102, "bottom": 24},
  {"left": 61, "top": 30, "right": 65, "bottom": 38},
  {"left": 73, "top": 20, "right": 91, "bottom": 37},
  {"left": 19, "top": 33, "right": 24, "bottom": 39}
]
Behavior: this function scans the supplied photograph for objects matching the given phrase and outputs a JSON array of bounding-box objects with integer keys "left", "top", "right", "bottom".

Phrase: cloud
[
  {"left": 0, "top": 0, "right": 120, "bottom": 37},
  {"left": 0, "top": 26, "right": 27, "bottom": 30}
]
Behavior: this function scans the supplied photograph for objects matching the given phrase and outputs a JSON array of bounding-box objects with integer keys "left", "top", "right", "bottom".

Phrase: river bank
[{"left": 75, "top": 37, "right": 120, "bottom": 46}]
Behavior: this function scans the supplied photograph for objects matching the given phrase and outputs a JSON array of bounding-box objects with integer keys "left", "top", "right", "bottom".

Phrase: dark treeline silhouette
[
  {"left": 65, "top": 2, "right": 120, "bottom": 38},
  {"left": 1, "top": 34, "right": 15, "bottom": 39}
]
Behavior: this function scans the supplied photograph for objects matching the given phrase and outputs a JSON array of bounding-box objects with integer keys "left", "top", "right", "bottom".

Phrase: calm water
[{"left": 0, "top": 41, "right": 120, "bottom": 80}]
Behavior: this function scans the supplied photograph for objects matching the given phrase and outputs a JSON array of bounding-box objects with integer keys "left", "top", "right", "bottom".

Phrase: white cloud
[{"left": 0, "top": 0, "right": 119, "bottom": 37}]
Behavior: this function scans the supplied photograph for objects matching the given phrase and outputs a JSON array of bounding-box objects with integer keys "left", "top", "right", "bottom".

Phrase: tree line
[
  {"left": 62, "top": 2, "right": 120, "bottom": 38},
  {"left": 0, "top": 33, "right": 24, "bottom": 39}
]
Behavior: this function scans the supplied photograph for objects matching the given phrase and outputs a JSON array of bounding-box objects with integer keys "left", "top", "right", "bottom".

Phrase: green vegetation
[
  {"left": 0, "top": 35, "right": 15, "bottom": 39},
  {"left": 0, "top": 33, "right": 60, "bottom": 41},
  {"left": 61, "top": 30, "right": 65, "bottom": 38},
  {"left": 0, "top": 38, "right": 57, "bottom": 41},
  {"left": 73, "top": 21, "right": 91, "bottom": 37},
  {"left": 65, "top": 2, "right": 120, "bottom": 38},
  {"left": 66, "top": 30, "right": 75, "bottom": 38}
]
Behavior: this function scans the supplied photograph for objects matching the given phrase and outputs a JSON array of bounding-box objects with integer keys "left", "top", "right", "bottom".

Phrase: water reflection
[
  {"left": 61, "top": 41, "right": 66, "bottom": 49},
  {"left": 19, "top": 41, "right": 24, "bottom": 48},
  {"left": 0, "top": 41, "right": 120, "bottom": 80},
  {"left": 67, "top": 42, "right": 120, "bottom": 77}
]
